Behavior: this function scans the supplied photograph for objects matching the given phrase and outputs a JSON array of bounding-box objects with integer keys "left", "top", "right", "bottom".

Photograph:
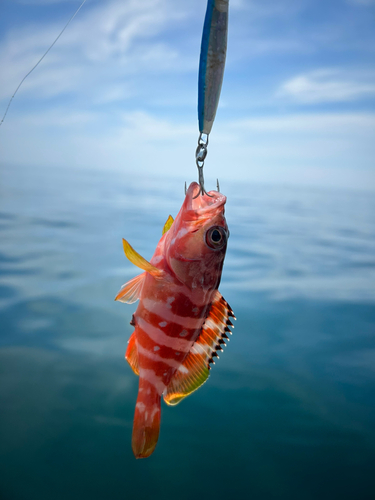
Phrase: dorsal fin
[
  {"left": 122, "top": 238, "right": 164, "bottom": 278},
  {"left": 115, "top": 272, "right": 146, "bottom": 303},
  {"left": 163, "top": 291, "right": 235, "bottom": 406},
  {"left": 162, "top": 215, "right": 174, "bottom": 234},
  {"left": 125, "top": 332, "right": 139, "bottom": 375}
]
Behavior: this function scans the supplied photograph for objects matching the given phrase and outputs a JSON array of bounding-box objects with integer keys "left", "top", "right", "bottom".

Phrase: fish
[{"left": 115, "top": 181, "right": 235, "bottom": 458}]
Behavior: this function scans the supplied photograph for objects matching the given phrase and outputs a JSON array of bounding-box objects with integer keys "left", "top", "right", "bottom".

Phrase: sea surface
[{"left": 1, "top": 163, "right": 375, "bottom": 500}]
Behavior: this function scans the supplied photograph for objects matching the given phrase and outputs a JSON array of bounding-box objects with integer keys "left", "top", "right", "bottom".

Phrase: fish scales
[{"left": 115, "top": 182, "right": 234, "bottom": 458}]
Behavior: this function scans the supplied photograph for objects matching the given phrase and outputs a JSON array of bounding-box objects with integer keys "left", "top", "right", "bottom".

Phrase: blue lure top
[{"left": 198, "top": 0, "right": 229, "bottom": 135}]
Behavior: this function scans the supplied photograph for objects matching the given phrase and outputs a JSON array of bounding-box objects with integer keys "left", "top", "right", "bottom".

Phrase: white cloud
[
  {"left": 92, "top": 84, "right": 134, "bottom": 105},
  {"left": 118, "top": 110, "right": 193, "bottom": 140},
  {"left": 278, "top": 69, "right": 375, "bottom": 104},
  {"left": 0, "top": 0, "right": 190, "bottom": 102}
]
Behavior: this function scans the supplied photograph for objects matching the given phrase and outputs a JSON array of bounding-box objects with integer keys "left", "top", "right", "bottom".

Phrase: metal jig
[{"left": 186, "top": 0, "right": 228, "bottom": 198}]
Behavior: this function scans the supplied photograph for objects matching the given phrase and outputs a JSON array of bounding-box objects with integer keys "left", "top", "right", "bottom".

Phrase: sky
[{"left": 0, "top": 0, "right": 374, "bottom": 190}]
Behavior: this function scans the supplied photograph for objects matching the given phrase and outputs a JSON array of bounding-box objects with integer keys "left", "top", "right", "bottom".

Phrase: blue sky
[{"left": 1, "top": 0, "right": 374, "bottom": 190}]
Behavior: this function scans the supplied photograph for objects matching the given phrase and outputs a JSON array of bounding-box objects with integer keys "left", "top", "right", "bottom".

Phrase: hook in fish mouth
[
  {"left": 185, "top": 178, "right": 221, "bottom": 196},
  {"left": 183, "top": 182, "right": 226, "bottom": 215}
]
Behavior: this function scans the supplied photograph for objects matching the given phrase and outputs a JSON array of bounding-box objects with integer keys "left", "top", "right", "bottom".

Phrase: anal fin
[{"left": 163, "top": 291, "right": 235, "bottom": 406}]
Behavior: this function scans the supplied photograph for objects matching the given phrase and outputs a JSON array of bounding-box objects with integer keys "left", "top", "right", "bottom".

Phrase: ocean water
[{"left": 0, "top": 163, "right": 375, "bottom": 500}]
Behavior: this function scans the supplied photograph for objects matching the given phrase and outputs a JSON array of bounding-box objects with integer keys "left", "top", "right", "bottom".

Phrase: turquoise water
[{"left": 1, "top": 163, "right": 375, "bottom": 499}]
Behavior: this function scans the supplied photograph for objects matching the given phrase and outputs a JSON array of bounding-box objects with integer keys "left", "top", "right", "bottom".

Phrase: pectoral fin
[
  {"left": 115, "top": 272, "right": 146, "bottom": 304},
  {"left": 163, "top": 291, "right": 235, "bottom": 406},
  {"left": 122, "top": 238, "right": 164, "bottom": 278}
]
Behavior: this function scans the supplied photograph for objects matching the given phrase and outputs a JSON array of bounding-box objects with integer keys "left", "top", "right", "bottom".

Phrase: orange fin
[
  {"left": 125, "top": 332, "right": 139, "bottom": 376},
  {"left": 162, "top": 215, "right": 174, "bottom": 235},
  {"left": 122, "top": 238, "right": 164, "bottom": 278},
  {"left": 163, "top": 291, "right": 235, "bottom": 406},
  {"left": 115, "top": 272, "right": 146, "bottom": 303},
  {"left": 163, "top": 351, "right": 210, "bottom": 406},
  {"left": 132, "top": 379, "right": 161, "bottom": 459}
]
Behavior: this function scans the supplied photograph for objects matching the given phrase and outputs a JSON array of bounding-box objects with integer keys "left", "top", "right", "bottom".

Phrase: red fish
[{"left": 115, "top": 182, "right": 235, "bottom": 458}]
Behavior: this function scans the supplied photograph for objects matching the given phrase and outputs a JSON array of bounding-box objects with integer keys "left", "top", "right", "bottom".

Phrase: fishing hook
[
  {"left": 193, "top": 132, "right": 213, "bottom": 198},
  {"left": 185, "top": 134, "right": 220, "bottom": 197}
]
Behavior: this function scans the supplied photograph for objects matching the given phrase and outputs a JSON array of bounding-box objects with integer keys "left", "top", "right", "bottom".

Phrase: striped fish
[{"left": 115, "top": 182, "right": 234, "bottom": 458}]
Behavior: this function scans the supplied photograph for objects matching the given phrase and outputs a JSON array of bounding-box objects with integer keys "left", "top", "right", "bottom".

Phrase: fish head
[{"left": 164, "top": 182, "right": 229, "bottom": 291}]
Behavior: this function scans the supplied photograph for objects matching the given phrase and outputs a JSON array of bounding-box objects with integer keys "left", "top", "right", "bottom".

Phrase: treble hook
[{"left": 185, "top": 177, "right": 221, "bottom": 195}]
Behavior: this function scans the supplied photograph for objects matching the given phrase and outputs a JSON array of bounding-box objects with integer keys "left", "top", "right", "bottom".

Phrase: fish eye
[{"left": 205, "top": 226, "right": 227, "bottom": 250}]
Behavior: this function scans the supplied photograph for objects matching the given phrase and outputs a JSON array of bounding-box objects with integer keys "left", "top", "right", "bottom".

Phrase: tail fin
[{"left": 132, "top": 379, "right": 161, "bottom": 459}]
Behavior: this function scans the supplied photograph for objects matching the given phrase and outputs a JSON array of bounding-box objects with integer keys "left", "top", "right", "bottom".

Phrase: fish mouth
[{"left": 184, "top": 182, "right": 226, "bottom": 217}]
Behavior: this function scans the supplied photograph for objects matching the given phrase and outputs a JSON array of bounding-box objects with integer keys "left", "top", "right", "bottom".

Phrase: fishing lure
[
  {"left": 198, "top": 0, "right": 229, "bottom": 136},
  {"left": 195, "top": 0, "right": 229, "bottom": 195}
]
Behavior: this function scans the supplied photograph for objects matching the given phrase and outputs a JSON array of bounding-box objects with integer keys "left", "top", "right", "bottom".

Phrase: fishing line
[{"left": 0, "top": 0, "right": 88, "bottom": 128}]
